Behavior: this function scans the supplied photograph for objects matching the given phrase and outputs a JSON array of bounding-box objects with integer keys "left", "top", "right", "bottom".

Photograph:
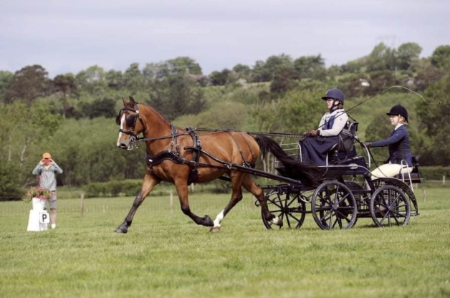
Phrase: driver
[{"left": 300, "top": 88, "right": 348, "bottom": 165}]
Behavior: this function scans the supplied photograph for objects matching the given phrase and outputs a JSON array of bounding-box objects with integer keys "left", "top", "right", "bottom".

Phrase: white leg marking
[
  {"left": 271, "top": 216, "right": 281, "bottom": 226},
  {"left": 116, "top": 114, "right": 125, "bottom": 146},
  {"left": 213, "top": 210, "right": 225, "bottom": 228}
]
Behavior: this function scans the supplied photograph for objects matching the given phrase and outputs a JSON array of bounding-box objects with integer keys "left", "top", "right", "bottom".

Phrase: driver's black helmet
[
  {"left": 387, "top": 104, "right": 408, "bottom": 122},
  {"left": 322, "top": 88, "right": 344, "bottom": 104}
]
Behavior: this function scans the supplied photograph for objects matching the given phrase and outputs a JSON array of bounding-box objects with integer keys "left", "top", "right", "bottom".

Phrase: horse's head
[{"left": 116, "top": 96, "right": 145, "bottom": 150}]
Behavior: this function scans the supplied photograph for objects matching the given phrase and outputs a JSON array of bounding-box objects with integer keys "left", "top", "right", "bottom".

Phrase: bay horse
[{"left": 115, "top": 97, "right": 284, "bottom": 233}]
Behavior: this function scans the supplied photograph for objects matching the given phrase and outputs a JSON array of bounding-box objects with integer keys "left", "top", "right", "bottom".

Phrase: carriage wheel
[
  {"left": 311, "top": 181, "right": 357, "bottom": 230},
  {"left": 373, "top": 178, "right": 419, "bottom": 216},
  {"left": 262, "top": 190, "right": 307, "bottom": 229},
  {"left": 370, "top": 185, "right": 410, "bottom": 227}
]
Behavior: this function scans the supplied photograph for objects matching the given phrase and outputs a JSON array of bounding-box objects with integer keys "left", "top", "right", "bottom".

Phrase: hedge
[
  {"left": 80, "top": 167, "right": 450, "bottom": 198},
  {"left": 419, "top": 167, "right": 450, "bottom": 181},
  {"left": 84, "top": 180, "right": 142, "bottom": 198}
]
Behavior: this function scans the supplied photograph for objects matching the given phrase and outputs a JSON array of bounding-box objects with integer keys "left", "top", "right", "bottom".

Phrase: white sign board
[{"left": 39, "top": 212, "right": 50, "bottom": 224}]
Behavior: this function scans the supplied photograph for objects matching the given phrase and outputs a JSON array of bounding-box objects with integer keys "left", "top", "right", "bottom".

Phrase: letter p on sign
[{"left": 39, "top": 212, "right": 50, "bottom": 224}]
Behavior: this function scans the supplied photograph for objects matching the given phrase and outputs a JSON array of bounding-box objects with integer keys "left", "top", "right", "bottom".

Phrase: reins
[
  {"left": 135, "top": 132, "right": 190, "bottom": 143},
  {"left": 132, "top": 127, "right": 307, "bottom": 144}
]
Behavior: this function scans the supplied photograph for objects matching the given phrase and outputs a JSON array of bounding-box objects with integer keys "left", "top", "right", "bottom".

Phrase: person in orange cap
[{"left": 32, "top": 152, "right": 63, "bottom": 229}]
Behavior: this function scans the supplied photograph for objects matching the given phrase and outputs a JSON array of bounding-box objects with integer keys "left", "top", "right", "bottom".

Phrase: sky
[{"left": 0, "top": 0, "right": 449, "bottom": 78}]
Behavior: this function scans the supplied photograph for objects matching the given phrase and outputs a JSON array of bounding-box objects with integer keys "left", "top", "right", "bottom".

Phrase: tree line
[{"left": 0, "top": 42, "right": 449, "bottom": 199}]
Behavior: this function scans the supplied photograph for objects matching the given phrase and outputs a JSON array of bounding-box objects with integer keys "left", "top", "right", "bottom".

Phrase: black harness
[
  {"left": 116, "top": 104, "right": 255, "bottom": 185},
  {"left": 144, "top": 126, "right": 203, "bottom": 185}
]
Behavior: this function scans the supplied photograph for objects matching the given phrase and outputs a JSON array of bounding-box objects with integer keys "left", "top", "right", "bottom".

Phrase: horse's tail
[
  {"left": 253, "top": 135, "right": 293, "bottom": 162},
  {"left": 253, "top": 135, "right": 321, "bottom": 185}
]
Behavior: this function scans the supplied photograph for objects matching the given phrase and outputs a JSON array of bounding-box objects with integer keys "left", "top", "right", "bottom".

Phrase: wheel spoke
[
  {"left": 285, "top": 211, "right": 291, "bottom": 228},
  {"left": 379, "top": 211, "right": 390, "bottom": 224},
  {"left": 331, "top": 211, "right": 338, "bottom": 228},
  {"left": 287, "top": 213, "right": 301, "bottom": 223},
  {"left": 335, "top": 209, "right": 351, "bottom": 222},
  {"left": 268, "top": 200, "right": 283, "bottom": 209},
  {"left": 337, "top": 192, "right": 350, "bottom": 205},
  {"left": 392, "top": 214, "right": 400, "bottom": 225},
  {"left": 334, "top": 185, "right": 340, "bottom": 204},
  {"left": 275, "top": 194, "right": 284, "bottom": 208},
  {"left": 342, "top": 215, "right": 351, "bottom": 223},
  {"left": 391, "top": 211, "right": 407, "bottom": 218},
  {"left": 319, "top": 194, "right": 332, "bottom": 208},
  {"left": 320, "top": 211, "right": 332, "bottom": 223},
  {"left": 337, "top": 216, "right": 343, "bottom": 229},
  {"left": 378, "top": 199, "right": 389, "bottom": 209}
]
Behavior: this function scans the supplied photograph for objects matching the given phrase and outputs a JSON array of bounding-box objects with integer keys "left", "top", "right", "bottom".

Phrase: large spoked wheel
[
  {"left": 370, "top": 185, "right": 410, "bottom": 227},
  {"left": 311, "top": 181, "right": 357, "bottom": 230},
  {"left": 262, "top": 190, "right": 307, "bottom": 229}
]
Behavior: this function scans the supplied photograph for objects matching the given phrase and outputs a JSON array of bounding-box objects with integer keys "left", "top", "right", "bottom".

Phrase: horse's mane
[{"left": 137, "top": 103, "right": 174, "bottom": 127}]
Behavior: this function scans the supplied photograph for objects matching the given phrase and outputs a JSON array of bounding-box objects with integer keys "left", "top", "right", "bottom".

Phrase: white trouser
[{"left": 371, "top": 163, "right": 412, "bottom": 180}]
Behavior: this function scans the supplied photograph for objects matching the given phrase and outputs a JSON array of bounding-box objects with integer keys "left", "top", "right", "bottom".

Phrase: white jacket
[{"left": 317, "top": 109, "right": 348, "bottom": 137}]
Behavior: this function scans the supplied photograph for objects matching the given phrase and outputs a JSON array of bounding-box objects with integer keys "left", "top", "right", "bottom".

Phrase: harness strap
[
  {"left": 185, "top": 127, "right": 201, "bottom": 184},
  {"left": 186, "top": 127, "right": 201, "bottom": 164},
  {"left": 168, "top": 125, "right": 180, "bottom": 155},
  {"left": 226, "top": 132, "right": 253, "bottom": 168},
  {"left": 236, "top": 131, "right": 256, "bottom": 166},
  {"left": 145, "top": 149, "right": 302, "bottom": 186}
]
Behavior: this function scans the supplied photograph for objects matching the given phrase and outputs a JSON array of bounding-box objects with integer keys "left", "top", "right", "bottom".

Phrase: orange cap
[{"left": 42, "top": 152, "right": 52, "bottom": 159}]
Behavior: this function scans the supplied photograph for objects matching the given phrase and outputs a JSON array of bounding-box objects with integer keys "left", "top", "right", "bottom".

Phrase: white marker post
[{"left": 27, "top": 198, "right": 49, "bottom": 231}]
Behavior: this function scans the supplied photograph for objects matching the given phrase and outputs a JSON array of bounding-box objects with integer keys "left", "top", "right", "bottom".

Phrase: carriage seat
[
  {"left": 395, "top": 156, "right": 422, "bottom": 183},
  {"left": 327, "top": 121, "right": 358, "bottom": 165}
]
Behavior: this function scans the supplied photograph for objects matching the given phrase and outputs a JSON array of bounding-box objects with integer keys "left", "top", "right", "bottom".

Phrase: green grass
[{"left": 1, "top": 187, "right": 450, "bottom": 297}]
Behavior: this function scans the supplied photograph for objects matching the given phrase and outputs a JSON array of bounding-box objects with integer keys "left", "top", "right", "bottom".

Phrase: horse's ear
[
  {"left": 129, "top": 96, "right": 135, "bottom": 105},
  {"left": 122, "top": 97, "right": 127, "bottom": 106}
]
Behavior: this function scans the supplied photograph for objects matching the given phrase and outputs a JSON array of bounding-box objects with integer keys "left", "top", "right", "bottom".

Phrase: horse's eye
[
  {"left": 126, "top": 115, "right": 136, "bottom": 127},
  {"left": 115, "top": 114, "right": 121, "bottom": 125}
]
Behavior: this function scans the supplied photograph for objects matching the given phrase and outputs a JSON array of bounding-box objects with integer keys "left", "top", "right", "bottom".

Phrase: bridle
[{"left": 115, "top": 104, "right": 145, "bottom": 139}]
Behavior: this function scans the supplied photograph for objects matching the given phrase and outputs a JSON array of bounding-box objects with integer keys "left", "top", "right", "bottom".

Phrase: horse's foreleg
[
  {"left": 242, "top": 174, "right": 282, "bottom": 227},
  {"left": 115, "top": 173, "right": 160, "bottom": 233},
  {"left": 211, "top": 173, "right": 245, "bottom": 232},
  {"left": 175, "top": 181, "right": 214, "bottom": 227}
]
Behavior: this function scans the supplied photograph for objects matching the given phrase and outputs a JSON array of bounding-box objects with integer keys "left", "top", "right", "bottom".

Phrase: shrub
[
  {"left": 419, "top": 167, "right": 450, "bottom": 181},
  {"left": 0, "top": 163, "right": 25, "bottom": 201},
  {"left": 84, "top": 180, "right": 142, "bottom": 197}
]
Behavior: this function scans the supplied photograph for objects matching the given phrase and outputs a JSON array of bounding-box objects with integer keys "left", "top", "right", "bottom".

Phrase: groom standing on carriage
[{"left": 300, "top": 88, "right": 348, "bottom": 166}]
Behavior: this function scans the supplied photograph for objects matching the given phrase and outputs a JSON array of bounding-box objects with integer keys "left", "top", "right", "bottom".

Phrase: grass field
[{"left": 1, "top": 187, "right": 449, "bottom": 297}]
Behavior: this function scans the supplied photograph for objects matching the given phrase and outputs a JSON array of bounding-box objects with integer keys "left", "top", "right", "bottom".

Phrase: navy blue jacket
[{"left": 371, "top": 125, "right": 412, "bottom": 166}]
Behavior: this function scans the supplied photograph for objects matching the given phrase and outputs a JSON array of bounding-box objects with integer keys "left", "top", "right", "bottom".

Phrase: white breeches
[{"left": 371, "top": 163, "right": 413, "bottom": 180}]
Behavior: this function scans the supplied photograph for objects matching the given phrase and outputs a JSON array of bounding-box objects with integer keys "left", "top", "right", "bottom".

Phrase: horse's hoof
[
  {"left": 210, "top": 226, "right": 221, "bottom": 233},
  {"left": 272, "top": 216, "right": 283, "bottom": 227},
  {"left": 203, "top": 215, "right": 214, "bottom": 227},
  {"left": 114, "top": 224, "right": 128, "bottom": 233}
]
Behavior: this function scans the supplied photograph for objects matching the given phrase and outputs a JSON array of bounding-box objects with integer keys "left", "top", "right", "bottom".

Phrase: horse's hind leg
[
  {"left": 175, "top": 181, "right": 214, "bottom": 227},
  {"left": 211, "top": 172, "right": 245, "bottom": 232},
  {"left": 241, "top": 174, "right": 282, "bottom": 227},
  {"left": 115, "top": 173, "right": 160, "bottom": 233}
]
